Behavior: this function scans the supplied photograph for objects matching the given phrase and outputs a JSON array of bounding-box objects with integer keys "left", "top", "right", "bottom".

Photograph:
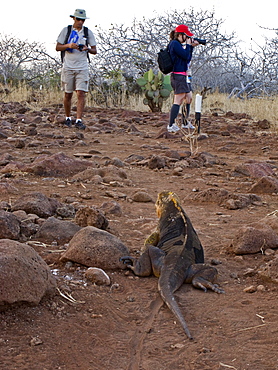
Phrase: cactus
[{"left": 136, "top": 69, "right": 172, "bottom": 112}]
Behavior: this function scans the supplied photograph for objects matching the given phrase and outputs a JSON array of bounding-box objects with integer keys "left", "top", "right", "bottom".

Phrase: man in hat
[{"left": 56, "top": 9, "right": 97, "bottom": 129}]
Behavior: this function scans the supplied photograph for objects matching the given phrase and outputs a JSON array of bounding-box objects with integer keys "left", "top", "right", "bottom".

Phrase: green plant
[{"left": 136, "top": 69, "right": 172, "bottom": 112}]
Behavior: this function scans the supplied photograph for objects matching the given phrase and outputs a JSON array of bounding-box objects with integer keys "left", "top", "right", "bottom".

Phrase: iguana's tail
[{"left": 158, "top": 279, "right": 193, "bottom": 340}]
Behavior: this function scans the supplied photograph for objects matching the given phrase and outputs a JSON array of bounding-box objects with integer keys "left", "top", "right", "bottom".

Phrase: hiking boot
[
  {"left": 75, "top": 120, "right": 86, "bottom": 130},
  {"left": 167, "top": 123, "right": 180, "bottom": 133},
  {"left": 182, "top": 121, "right": 195, "bottom": 129},
  {"left": 64, "top": 118, "right": 72, "bottom": 127}
]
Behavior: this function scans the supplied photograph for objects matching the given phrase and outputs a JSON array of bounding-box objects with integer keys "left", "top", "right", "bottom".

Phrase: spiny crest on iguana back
[
  {"left": 155, "top": 191, "right": 185, "bottom": 222},
  {"left": 143, "top": 192, "right": 184, "bottom": 250}
]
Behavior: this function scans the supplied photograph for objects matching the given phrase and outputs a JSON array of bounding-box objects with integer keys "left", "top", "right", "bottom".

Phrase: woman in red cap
[{"left": 167, "top": 25, "right": 199, "bottom": 133}]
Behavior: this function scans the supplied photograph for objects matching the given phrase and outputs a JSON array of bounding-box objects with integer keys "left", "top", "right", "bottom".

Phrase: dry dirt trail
[{"left": 0, "top": 103, "right": 278, "bottom": 370}]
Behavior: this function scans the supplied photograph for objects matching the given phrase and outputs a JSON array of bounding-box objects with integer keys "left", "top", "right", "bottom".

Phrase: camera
[
  {"left": 78, "top": 44, "right": 85, "bottom": 51},
  {"left": 194, "top": 38, "right": 206, "bottom": 45}
]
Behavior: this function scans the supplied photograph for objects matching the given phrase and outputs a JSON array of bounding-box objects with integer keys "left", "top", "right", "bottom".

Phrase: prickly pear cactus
[{"left": 136, "top": 69, "right": 172, "bottom": 112}]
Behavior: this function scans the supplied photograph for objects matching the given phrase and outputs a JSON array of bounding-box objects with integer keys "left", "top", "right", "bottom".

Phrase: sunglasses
[{"left": 76, "top": 17, "right": 85, "bottom": 21}]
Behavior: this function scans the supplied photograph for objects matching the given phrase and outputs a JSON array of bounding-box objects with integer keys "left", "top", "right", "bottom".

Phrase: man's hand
[{"left": 68, "top": 42, "right": 79, "bottom": 50}]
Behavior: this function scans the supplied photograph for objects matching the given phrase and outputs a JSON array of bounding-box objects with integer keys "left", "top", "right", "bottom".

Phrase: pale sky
[{"left": 2, "top": 0, "right": 277, "bottom": 56}]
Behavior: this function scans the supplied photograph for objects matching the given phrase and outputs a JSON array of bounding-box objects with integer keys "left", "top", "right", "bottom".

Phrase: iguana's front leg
[
  {"left": 144, "top": 231, "right": 160, "bottom": 248},
  {"left": 186, "top": 264, "right": 225, "bottom": 294},
  {"left": 121, "top": 245, "right": 165, "bottom": 277}
]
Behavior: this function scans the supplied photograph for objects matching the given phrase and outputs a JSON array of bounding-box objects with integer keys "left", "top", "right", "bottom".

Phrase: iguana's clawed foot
[
  {"left": 192, "top": 278, "right": 225, "bottom": 294},
  {"left": 120, "top": 256, "right": 135, "bottom": 268},
  {"left": 210, "top": 283, "right": 225, "bottom": 294}
]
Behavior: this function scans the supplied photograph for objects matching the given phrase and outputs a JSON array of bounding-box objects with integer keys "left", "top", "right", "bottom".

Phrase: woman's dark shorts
[{"left": 171, "top": 73, "right": 192, "bottom": 94}]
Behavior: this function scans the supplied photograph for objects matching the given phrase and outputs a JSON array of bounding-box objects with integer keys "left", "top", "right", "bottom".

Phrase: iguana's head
[{"left": 155, "top": 191, "right": 181, "bottom": 218}]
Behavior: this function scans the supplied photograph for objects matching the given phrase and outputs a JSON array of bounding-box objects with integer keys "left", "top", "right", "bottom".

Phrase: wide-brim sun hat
[
  {"left": 175, "top": 24, "right": 194, "bottom": 37},
  {"left": 70, "top": 9, "right": 89, "bottom": 19}
]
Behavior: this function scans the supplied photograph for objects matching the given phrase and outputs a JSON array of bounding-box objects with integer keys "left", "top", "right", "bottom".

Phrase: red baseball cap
[{"left": 175, "top": 24, "right": 194, "bottom": 37}]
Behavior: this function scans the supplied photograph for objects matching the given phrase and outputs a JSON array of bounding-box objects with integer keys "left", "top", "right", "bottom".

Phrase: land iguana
[{"left": 121, "top": 191, "right": 224, "bottom": 339}]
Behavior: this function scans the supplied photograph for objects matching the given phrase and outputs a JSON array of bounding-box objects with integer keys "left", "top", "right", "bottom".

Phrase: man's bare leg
[
  {"left": 75, "top": 90, "right": 86, "bottom": 129},
  {"left": 76, "top": 90, "right": 86, "bottom": 120},
  {"left": 64, "top": 92, "right": 73, "bottom": 117}
]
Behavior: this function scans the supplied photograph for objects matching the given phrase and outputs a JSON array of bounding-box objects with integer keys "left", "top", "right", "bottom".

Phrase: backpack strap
[
  {"left": 61, "top": 25, "right": 90, "bottom": 63},
  {"left": 61, "top": 25, "right": 72, "bottom": 63},
  {"left": 168, "top": 41, "right": 176, "bottom": 69},
  {"left": 84, "top": 26, "right": 89, "bottom": 45},
  {"left": 83, "top": 26, "right": 90, "bottom": 63}
]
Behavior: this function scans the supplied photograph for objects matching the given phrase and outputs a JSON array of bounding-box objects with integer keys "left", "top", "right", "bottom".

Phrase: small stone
[
  {"left": 170, "top": 342, "right": 185, "bottom": 349},
  {"left": 257, "top": 256, "right": 278, "bottom": 283},
  {"left": 200, "top": 347, "right": 211, "bottom": 353},
  {"left": 75, "top": 206, "right": 108, "bottom": 229},
  {"left": 13, "top": 139, "right": 25, "bottom": 148},
  {"left": 148, "top": 155, "right": 165, "bottom": 169},
  {"left": 211, "top": 259, "right": 222, "bottom": 265},
  {"left": 91, "top": 313, "right": 103, "bottom": 318},
  {"left": 257, "top": 119, "right": 270, "bottom": 129},
  {"left": 257, "top": 285, "right": 266, "bottom": 292},
  {"left": 131, "top": 191, "right": 152, "bottom": 203},
  {"left": 243, "top": 285, "right": 257, "bottom": 293},
  {"left": 264, "top": 248, "right": 275, "bottom": 256},
  {"left": 230, "top": 272, "right": 239, "bottom": 279},
  {"left": 105, "top": 190, "right": 127, "bottom": 199},
  {"left": 84, "top": 267, "right": 110, "bottom": 286},
  {"left": 30, "top": 337, "right": 43, "bottom": 346},
  {"left": 243, "top": 268, "right": 257, "bottom": 277},
  {"left": 234, "top": 256, "right": 244, "bottom": 262},
  {"left": 65, "top": 261, "right": 74, "bottom": 269},
  {"left": 110, "top": 283, "right": 120, "bottom": 292},
  {"left": 172, "top": 167, "right": 183, "bottom": 176}
]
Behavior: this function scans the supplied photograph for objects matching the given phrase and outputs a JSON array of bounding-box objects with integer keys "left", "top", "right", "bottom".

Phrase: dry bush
[
  {"left": 0, "top": 83, "right": 62, "bottom": 108},
  {"left": 0, "top": 84, "right": 277, "bottom": 133},
  {"left": 204, "top": 92, "right": 278, "bottom": 132}
]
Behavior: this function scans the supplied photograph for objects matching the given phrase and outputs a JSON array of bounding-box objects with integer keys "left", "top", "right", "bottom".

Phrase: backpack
[
  {"left": 157, "top": 44, "right": 174, "bottom": 74},
  {"left": 61, "top": 25, "right": 90, "bottom": 63}
]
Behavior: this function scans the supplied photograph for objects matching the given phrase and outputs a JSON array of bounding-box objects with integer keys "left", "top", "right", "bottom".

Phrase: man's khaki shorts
[{"left": 61, "top": 68, "right": 89, "bottom": 93}]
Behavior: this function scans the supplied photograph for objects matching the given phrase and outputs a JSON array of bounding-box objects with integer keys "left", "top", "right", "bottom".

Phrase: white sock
[{"left": 66, "top": 117, "right": 71, "bottom": 120}]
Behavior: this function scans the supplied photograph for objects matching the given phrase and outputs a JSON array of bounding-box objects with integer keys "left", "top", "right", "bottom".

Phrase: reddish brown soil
[{"left": 0, "top": 106, "right": 278, "bottom": 370}]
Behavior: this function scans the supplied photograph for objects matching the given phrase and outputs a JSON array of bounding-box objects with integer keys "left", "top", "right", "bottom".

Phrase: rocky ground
[{"left": 0, "top": 101, "right": 278, "bottom": 370}]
